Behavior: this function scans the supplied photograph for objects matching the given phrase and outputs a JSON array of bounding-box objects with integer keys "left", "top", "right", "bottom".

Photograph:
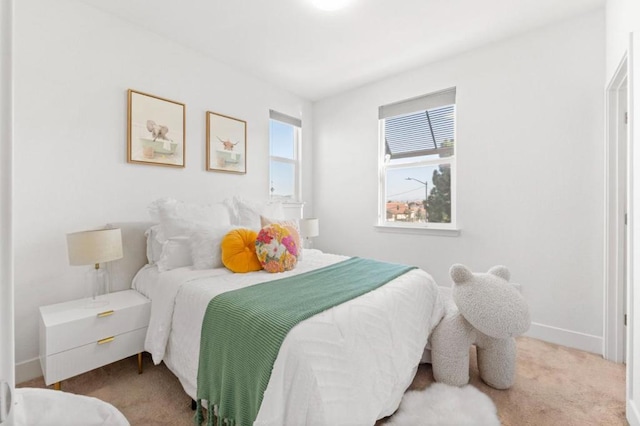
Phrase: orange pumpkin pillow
[{"left": 221, "top": 228, "right": 262, "bottom": 273}]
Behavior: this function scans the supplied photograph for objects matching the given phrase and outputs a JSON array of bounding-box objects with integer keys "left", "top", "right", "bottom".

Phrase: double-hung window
[
  {"left": 378, "top": 88, "right": 456, "bottom": 229},
  {"left": 269, "top": 110, "right": 302, "bottom": 202}
]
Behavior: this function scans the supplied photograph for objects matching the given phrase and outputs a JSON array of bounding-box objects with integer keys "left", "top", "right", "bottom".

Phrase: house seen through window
[
  {"left": 379, "top": 88, "right": 456, "bottom": 228},
  {"left": 269, "top": 110, "right": 302, "bottom": 202}
]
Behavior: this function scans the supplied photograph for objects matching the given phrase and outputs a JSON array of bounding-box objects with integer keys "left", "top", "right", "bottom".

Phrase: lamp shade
[
  {"left": 299, "top": 218, "right": 319, "bottom": 238},
  {"left": 67, "top": 228, "right": 123, "bottom": 266}
]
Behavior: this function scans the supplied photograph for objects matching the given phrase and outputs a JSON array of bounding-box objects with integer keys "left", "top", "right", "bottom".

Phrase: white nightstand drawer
[
  {"left": 42, "top": 327, "right": 147, "bottom": 385},
  {"left": 40, "top": 290, "right": 150, "bottom": 356}
]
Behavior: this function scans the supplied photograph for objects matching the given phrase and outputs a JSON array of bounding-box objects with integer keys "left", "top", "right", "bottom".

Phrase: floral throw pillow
[
  {"left": 259, "top": 216, "right": 301, "bottom": 259},
  {"left": 255, "top": 224, "right": 299, "bottom": 273}
]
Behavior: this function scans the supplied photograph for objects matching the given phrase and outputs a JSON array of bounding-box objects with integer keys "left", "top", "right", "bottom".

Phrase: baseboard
[
  {"left": 525, "top": 322, "right": 602, "bottom": 355},
  {"left": 627, "top": 399, "right": 640, "bottom": 426},
  {"left": 15, "top": 357, "right": 42, "bottom": 385}
]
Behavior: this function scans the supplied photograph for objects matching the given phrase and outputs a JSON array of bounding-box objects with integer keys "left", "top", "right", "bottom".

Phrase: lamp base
[
  {"left": 303, "top": 237, "right": 314, "bottom": 250},
  {"left": 85, "top": 266, "right": 110, "bottom": 306}
]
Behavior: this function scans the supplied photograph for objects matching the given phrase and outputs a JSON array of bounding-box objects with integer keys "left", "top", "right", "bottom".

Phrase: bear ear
[
  {"left": 488, "top": 265, "right": 510, "bottom": 282},
  {"left": 450, "top": 264, "right": 474, "bottom": 284}
]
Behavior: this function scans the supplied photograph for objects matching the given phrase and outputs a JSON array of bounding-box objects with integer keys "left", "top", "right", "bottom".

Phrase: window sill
[
  {"left": 270, "top": 197, "right": 304, "bottom": 205},
  {"left": 374, "top": 224, "right": 461, "bottom": 237}
]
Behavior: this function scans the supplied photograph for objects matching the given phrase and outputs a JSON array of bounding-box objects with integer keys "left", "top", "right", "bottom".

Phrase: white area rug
[
  {"left": 387, "top": 383, "right": 500, "bottom": 425},
  {"left": 12, "top": 388, "right": 130, "bottom": 426}
]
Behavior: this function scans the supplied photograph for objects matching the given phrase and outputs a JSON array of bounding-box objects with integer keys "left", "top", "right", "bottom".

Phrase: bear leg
[
  {"left": 432, "top": 349, "right": 470, "bottom": 386},
  {"left": 477, "top": 336, "right": 517, "bottom": 389}
]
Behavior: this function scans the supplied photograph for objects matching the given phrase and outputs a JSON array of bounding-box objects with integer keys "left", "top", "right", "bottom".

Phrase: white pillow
[
  {"left": 144, "top": 225, "right": 164, "bottom": 264},
  {"left": 156, "top": 237, "right": 192, "bottom": 272},
  {"left": 148, "top": 198, "right": 232, "bottom": 240},
  {"left": 190, "top": 225, "right": 239, "bottom": 270},
  {"left": 231, "top": 196, "right": 285, "bottom": 230}
]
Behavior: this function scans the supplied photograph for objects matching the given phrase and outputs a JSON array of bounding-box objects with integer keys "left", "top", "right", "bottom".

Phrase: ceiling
[{"left": 79, "top": 0, "right": 604, "bottom": 101}]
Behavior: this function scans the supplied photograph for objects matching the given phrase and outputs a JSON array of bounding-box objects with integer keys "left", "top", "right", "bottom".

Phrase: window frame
[
  {"left": 377, "top": 101, "right": 458, "bottom": 231},
  {"left": 269, "top": 113, "right": 302, "bottom": 203}
]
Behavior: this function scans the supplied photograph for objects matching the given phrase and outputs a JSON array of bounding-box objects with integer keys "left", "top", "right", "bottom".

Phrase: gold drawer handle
[
  {"left": 97, "top": 310, "right": 114, "bottom": 318},
  {"left": 97, "top": 336, "right": 115, "bottom": 345}
]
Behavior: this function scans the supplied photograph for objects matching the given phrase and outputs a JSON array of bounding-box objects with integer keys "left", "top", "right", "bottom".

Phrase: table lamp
[
  {"left": 299, "top": 218, "right": 319, "bottom": 249},
  {"left": 66, "top": 228, "right": 123, "bottom": 307}
]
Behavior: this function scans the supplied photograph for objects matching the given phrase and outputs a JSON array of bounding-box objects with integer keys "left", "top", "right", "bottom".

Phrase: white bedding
[{"left": 133, "top": 249, "right": 444, "bottom": 425}]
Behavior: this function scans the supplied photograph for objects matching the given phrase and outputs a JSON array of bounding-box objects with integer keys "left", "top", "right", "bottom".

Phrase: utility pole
[{"left": 405, "top": 177, "right": 428, "bottom": 221}]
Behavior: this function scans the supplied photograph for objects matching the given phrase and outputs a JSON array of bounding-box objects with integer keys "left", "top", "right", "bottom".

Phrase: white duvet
[{"left": 133, "top": 250, "right": 444, "bottom": 426}]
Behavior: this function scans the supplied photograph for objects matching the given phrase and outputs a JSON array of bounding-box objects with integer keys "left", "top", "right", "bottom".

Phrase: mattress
[{"left": 133, "top": 249, "right": 444, "bottom": 425}]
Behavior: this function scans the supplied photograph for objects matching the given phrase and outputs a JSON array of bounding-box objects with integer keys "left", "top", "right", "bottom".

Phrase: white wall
[
  {"left": 313, "top": 10, "right": 605, "bottom": 352},
  {"left": 606, "top": 0, "right": 640, "bottom": 81},
  {"left": 13, "top": 0, "right": 313, "bottom": 380}
]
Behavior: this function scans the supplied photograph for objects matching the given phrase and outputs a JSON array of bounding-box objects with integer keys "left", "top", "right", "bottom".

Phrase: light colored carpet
[
  {"left": 386, "top": 383, "right": 499, "bottom": 425},
  {"left": 19, "top": 336, "right": 626, "bottom": 425}
]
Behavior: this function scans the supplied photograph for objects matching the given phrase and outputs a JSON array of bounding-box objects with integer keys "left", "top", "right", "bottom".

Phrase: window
[
  {"left": 269, "top": 110, "right": 302, "bottom": 202},
  {"left": 378, "top": 88, "right": 456, "bottom": 229}
]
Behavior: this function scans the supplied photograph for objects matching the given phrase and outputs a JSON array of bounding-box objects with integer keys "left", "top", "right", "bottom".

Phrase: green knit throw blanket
[{"left": 195, "top": 257, "right": 416, "bottom": 426}]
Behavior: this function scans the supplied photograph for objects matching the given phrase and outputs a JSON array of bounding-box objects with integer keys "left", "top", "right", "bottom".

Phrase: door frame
[
  {"left": 0, "top": 0, "right": 14, "bottom": 423},
  {"left": 605, "top": 53, "right": 630, "bottom": 363},
  {"left": 627, "top": 32, "right": 639, "bottom": 426}
]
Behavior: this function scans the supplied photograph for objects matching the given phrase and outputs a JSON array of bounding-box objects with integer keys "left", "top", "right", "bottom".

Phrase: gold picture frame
[
  {"left": 206, "top": 111, "right": 247, "bottom": 174},
  {"left": 127, "top": 89, "right": 186, "bottom": 168}
]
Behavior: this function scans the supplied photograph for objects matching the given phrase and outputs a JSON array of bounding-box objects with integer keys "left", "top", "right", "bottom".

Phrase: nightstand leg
[
  {"left": 53, "top": 382, "right": 61, "bottom": 391},
  {"left": 138, "top": 352, "right": 143, "bottom": 374}
]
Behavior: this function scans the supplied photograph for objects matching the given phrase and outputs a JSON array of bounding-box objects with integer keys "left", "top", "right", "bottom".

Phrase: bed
[{"left": 107, "top": 220, "right": 444, "bottom": 425}]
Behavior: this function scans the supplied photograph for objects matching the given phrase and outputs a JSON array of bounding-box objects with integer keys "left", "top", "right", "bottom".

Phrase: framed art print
[
  {"left": 127, "top": 89, "right": 186, "bottom": 167},
  {"left": 206, "top": 111, "right": 247, "bottom": 174}
]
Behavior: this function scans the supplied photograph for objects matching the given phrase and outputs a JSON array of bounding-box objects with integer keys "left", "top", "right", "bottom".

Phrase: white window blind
[
  {"left": 384, "top": 105, "right": 455, "bottom": 159},
  {"left": 378, "top": 87, "right": 456, "bottom": 119},
  {"left": 269, "top": 110, "right": 302, "bottom": 128}
]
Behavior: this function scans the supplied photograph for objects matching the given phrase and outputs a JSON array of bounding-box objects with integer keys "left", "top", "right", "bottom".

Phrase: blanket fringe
[
  {"left": 194, "top": 399, "right": 204, "bottom": 425},
  {"left": 215, "top": 409, "right": 235, "bottom": 426},
  {"left": 194, "top": 400, "right": 225, "bottom": 426},
  {"left": 193, "top": 400, "right": 243, "bottom": 426}
]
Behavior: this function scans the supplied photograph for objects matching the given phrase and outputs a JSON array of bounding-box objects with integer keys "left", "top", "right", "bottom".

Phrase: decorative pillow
[
  {"left": 144, "top": 225, "right": 164, "bottom": 265},
  {"left": 156, "top": 237, "right": 192, "bottom": 272},
  {"left": 221, "top": 229, "right": 262, "bottom": 273},
  {"left": 259, "top": 216, "right": 301, "bottom": 259},
  {"left": 148, "top": 197, "right": 232, "bottom": 240},
  {"left": 255, "top": 224, "right": 299, "bottom": 273},
  {"left": 227, "top": 196, "right": 285, "bottom": 230},
  {"left": 190, "top": 225, "right": 239, "bottom": 270}
]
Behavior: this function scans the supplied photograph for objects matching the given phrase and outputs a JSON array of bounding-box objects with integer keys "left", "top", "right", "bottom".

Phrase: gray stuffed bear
[{"left": 430, "top": 264, "right": 530, "bottom": 389}]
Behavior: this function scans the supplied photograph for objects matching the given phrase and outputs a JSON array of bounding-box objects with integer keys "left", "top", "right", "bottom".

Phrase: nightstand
[{"left": 39, "top": 289, "right": 150, "bottom": 389}]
